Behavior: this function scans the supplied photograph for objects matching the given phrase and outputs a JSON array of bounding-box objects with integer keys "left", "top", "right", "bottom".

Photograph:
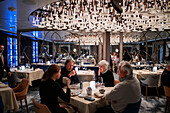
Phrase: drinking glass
[
  {"left": 51, "top": 59, "right": 54, "bottom": 64},
  {"left": 100, "top": 83, "right": 105, "bottom": 88},
  {"left": 98, "top": 77, "right": 103, "bottom": 83}
]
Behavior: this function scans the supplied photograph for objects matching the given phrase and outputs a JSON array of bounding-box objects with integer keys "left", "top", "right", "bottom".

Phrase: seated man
[
  {"left": 96, "top": 61, "right": 141, "bottom": 113},
  {"left": 58, "top": 59, "right": 79, "bottom": 87},
  {"left": 161, "top": 60, "right": 170, "bottom": 87}
]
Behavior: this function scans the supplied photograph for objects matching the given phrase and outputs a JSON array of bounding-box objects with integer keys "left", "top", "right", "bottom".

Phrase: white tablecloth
[
  {"left": 77, "top": 70, "right": 95, "bottom": 82},
  {"left": 12, "top": 69, "right": 44, "bottom": 86},
  {"left": 0, "top": 82, "right": 19, "bottom": 112},
  {"left": 69, "top": 82, "right": 112, "bottom": 113},
  {"left": 133, "top": 69, "right": 163, "bottom": 79},
  {"left": 133, "top": 69, "right": 163, "bottom": 86}
]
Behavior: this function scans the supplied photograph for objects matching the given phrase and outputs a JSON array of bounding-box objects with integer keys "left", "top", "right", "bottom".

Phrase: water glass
[
  {"left": 51, "top": 59, "right": 54, "bottom": 64},
  {"left": 100, "top": 83, "right": 105, "bottom": 88},
  {"left": 98, "top": 77, "right": 103, "bottom": 83}
]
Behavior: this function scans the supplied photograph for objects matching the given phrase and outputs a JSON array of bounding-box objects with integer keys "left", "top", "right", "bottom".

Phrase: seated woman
[
  {"left": 98, "top": 60, "right": 115, "bottom": 87},
  {"left": 58, "top": 59, "right": 79, "bottom": 87},
  {"left": 39, "top": 64, "right": 71, "bottom": 113}
]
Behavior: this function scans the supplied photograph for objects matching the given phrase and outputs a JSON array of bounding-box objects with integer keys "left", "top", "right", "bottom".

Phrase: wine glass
[
  {"left": 98, "top": 77, "right": 103, "bottom": 83},
  {"left": 98, "top": 77, "right": 103, "bottom": 87}
]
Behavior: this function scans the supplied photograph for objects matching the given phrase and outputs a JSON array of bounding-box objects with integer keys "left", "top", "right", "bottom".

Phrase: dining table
[
  {"left": 67, "top": 82, "right": 113, "bottom": 113},
  {"left": 0, "top": 82, "right": 19, "bottom": 112},
  {"left": 133, "top": 69, "right": 164, "bottom": 86},
  {"left": 11, "top": 68, "right": 44, "bottom": 86}
]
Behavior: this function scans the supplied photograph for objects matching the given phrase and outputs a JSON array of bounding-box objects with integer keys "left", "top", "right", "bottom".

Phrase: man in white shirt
[{"left": 96, "top": 61, "right": 141, "bottom": 113}]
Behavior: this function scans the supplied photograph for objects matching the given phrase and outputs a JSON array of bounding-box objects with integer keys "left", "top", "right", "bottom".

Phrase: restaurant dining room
[{"left": 0, "top": 0, "right": 170, "bottom": 113}]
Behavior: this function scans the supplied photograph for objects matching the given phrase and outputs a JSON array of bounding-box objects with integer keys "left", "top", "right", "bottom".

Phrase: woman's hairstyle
[
  {"left": 41, "top": 64, "right": 61, "bottom": 81},
  {"left": 98, "top": 60, "right": 109, "bottom": 71},
  {"left": 119, "top": 61, "right": 133, "bottom": 76},
  {"left": 65, "top": 59, "right": 73, "bottom": 66}
]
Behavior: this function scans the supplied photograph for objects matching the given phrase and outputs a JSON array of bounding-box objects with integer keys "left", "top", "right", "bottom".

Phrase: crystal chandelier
[{"left": 30, "top": 0, "right": 170, "bottom": 33}]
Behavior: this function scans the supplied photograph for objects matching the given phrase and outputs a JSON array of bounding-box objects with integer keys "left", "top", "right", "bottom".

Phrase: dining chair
[
  {"left": 123, "top": 98, "right": 142, "bottom": 113},
  {"left": 32, "top": 98, "right": 51, "bottom": 113},
  {"left": 140, "top": 74, "right": 160, "bottom": 100},
  {"left": 114, "top": 80, "right": 120, "bottom": 86},
  {"left": 163, "top": 86, "right": 170, "bottom": 113},
  {"left": 12, "top": 78, "right": 29, "bottom": 113}
]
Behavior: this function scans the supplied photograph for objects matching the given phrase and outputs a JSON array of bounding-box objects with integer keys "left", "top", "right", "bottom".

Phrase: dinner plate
[
  {"left": 70, "top": 84, "right": 80, "bottom": 89},
  {"left": 78, "top": 94, "right": 87, "bottom": 98},
  {"left": 71, "top": 90, "right": 81, "bottom": 96}
]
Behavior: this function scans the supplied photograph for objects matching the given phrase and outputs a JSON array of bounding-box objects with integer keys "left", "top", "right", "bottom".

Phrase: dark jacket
[
  {"left": 99, "top": 70, "right": 115, "bottom": 87},
  {"left": 0, "top": 54, "right": 10, "bottom": 81},
  {"left": 39, "top": 78, "right": 70, "bottom": 113},
  {"left": 161, "top": 69, "right": 170, "bottom": 87},
  {"left": 58, "top": 67, "right": 79, "bottom": 87}
]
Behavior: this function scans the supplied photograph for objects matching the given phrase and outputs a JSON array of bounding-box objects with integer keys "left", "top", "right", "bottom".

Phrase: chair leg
[
  {"left": 146, "top": 86, "right": 148, "bottom": 100},
  {"left": 20, "top": 100, "right": 23, "bottom": 111},
  {"left": 25, "top": 97, "right": 29, "bottom": 113},
  {"left": 156, "top": 87, "right": 159, "bottom": 99},
  {"left": 165, "top": 101, "right": 168, "bottom": 113},
  {"left": 168, "top": 101, "right": 170, "bottom": 112}
]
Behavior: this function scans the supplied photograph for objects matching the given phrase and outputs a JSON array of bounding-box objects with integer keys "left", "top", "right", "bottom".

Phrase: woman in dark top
[
  {"left": 39, "top": 64, "right": 71, "bottom": 113},
  {"left": 58, "top": 59, "right": 79, "bottom": 87},
  {"left": 161, "top": 61, "right": 170, "bottom": 87},
  {"left": 98, "top": 60, "right": 115, "bottom": 87}
]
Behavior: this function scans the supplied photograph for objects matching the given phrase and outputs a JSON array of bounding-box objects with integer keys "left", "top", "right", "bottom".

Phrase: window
[
  {"left": 7, "top": 37, "right": 18, "bottom": 67},
  {"left": 32, "top": 41, "right": 38, "bottom": 63}
]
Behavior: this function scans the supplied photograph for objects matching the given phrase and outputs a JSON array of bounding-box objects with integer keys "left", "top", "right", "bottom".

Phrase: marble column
[
  {"left": 119, "top": 32, "right": 123, "bottom": 62},
  {"left": 103, "top": 32, "right": 110, "bottom": 62},
  {"left": 98, "top": 42, "right": 102, "bottom": 62}
]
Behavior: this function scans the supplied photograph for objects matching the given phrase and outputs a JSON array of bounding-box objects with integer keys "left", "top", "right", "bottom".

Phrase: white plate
[
  {"left": 70, "top": 84, "right": 80, "bottom": 89},
  {"left": 71, "top": 90, "right": 81, "bottom": 96},
  {"left": 78, "top": 94, "right": 87, "bottom": 98}
]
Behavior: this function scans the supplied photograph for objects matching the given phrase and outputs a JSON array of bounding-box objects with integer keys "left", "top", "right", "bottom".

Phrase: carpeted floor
[{"left": 9, "top": 86, "right": 168, "bottom": 113}]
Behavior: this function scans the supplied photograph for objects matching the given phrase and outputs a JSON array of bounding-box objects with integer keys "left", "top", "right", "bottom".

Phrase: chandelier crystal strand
[{"left": 29, "top": 0, "right": 170, "bottom": 43}]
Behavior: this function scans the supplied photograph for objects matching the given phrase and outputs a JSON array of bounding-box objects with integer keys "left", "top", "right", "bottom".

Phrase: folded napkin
[{"left": 94, "top": 92, "right": 104, "bottom": 98}]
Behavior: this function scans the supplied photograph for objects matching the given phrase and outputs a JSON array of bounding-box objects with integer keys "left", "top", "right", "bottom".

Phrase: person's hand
[
  {"left": 8, "top": 72, "right": 11, "bottom": 77},
  {"left": 102, "top": 95, "right": 106, "bottom": 99},
  {"left": 66, "top": 78, "right": 71, "bottom": 88},
  {"left": 59, "top": 104, "right": 70, "bottom": 108},
  {"left": 98, "top": 69, "right": 100, "bottom": 76},
  {"left": 68, "top": 70, "right": 76, "bottom": 77}
]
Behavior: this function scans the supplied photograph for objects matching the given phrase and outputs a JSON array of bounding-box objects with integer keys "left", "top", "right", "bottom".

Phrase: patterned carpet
[{"left": 10, "top": 86, "right": 168, "bottom": 113}]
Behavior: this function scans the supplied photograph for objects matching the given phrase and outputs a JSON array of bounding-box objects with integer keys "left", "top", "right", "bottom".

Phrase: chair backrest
[
  {"left": 143, "top": 74, "right": 160, "bottom": 87},
  {"left": 13, "top": 78, "right": 29, "bottom": 96},
  {"left": 32, "top": 98, "right": 51, "bottom": 113},
  {"left": 123, "top": 98, "right": 142, "bottom": 113},
  {"left": 114, "top": 80, "right": 120, "bottom": 86},
  {"left": 163, "top": 86, "right": 170, "bottom": 98}
]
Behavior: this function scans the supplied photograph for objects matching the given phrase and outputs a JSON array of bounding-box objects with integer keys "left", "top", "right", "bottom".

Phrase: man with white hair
[
  {"left": 96, "top": 61, "right": 141, "bottom": 113},
  {"left": 161, "top": 60, "right": 170, "bottom": 87},
  {"left": 98, "top": 60, "right": 114, "bottom": 87}
]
